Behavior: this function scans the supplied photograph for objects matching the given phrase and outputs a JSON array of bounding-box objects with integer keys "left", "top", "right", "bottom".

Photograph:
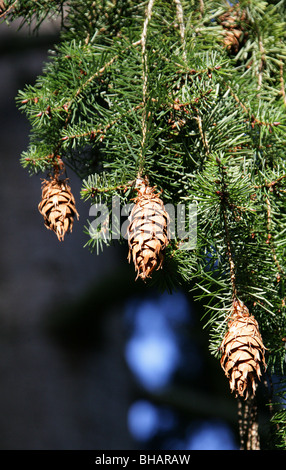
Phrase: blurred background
[{"left": 0, "top": 16, "right": 241, "bottom": 450}]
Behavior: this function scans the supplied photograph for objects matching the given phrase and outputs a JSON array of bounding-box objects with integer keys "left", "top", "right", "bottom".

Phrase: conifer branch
[
  {"left": 224, "top": 83, "right": 248, "bottom": 115},
  {"left": 52, "top": 39, "right": 142, "bottom": 162},
  {"left": 63, "top": 40, "right": 142, "bottom": 114},
  {"left": 61, "top": 103, "right": 144, "bottom": 143},
  {"left": 9, "top": 1, "right": 286, "bottom": 448},
  {"left": 254, "top": 174, "right": 286, "bottom": 190},
  {"left": 224, "top": 82, "right": 281, "bottom": 128}
]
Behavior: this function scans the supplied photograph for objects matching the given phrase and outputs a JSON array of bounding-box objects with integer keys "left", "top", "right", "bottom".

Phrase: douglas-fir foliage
[{"left": 1, "top": 0, "right": 286, "bottom": 449}]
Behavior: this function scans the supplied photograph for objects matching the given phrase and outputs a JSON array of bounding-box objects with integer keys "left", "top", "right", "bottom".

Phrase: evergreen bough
[{"left": 1, "top": 0, "right": 286, "bottom": 449}]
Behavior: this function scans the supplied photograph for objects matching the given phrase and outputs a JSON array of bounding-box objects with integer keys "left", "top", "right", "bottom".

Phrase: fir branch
[
  {"left": 223, "top": 82, "right": 248, "bottom": 114},
  {"left": 62, "top": 39, "right": 142, "bottom": 116},
  {"left": 61, "top": 102, "right": 144, "bottom": 144},
  {"left": 223, "top": 81, "right": 282, "bottom": 129},
  {"left": 1, "top": 0, "right": 65, "bottom": 27},
  {"left": 254, "top": 174, "right": 286, "bottom": 190},
  {"left": 9, "top": 0, "right": 286, "bottom": 447},
  {"left": 81, "top": 171, "right": 134, "bottom": 200}
]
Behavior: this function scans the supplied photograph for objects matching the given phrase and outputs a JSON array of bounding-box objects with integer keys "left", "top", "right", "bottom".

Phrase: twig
[
  {"left": 61, "top": 103, "right": 144, "bottom": 143},
  {"left": 238, "top": 396, "right": 260, "bottom": 450},
  {"left": 280, "top": 60, "right": 286, "bottom": 107},
  {"left": 195, "top": 114, "right": 210, "bottom": 155},
  {"left": 82, "top": 181, "right": 134, "bottom": 197},
  {"left": 138, "top": 0, "right": 155, "bottom": 177},
  {"left": 223, "top": 207, "right": 237, "bottom": 299},
  {"left": 141, "top": 0, "right": 155, "bottom": 106},
  {"left": 173, "top": 0, "right": 186, "bottom": 61},
  {"left": 265, "top": 194, "right": 284, "bottom": 275},
  {"left": 224, "top": 82, "right": 281, "bottom": 128},
  {"left": 63, "top": 39, "right": 141, "bottom": 112},
  {"left": 225, "top": 83, "right": 248, "bottom": 114},
  {"left": 257, "top": 36, "right": 265, "bottom": 91},
  {"left": 52, "top": 39, "right": 141, "bottom": 158},
  {"left": 199, "top": 0, "right": 204, "bottom": 17},
  {"left": 254, "top": 174, "right": 286, "bottom": 190},
  {"left": 216, "top": 158, "right": 238, "bottom": 299},
  {"left": 0, "top": 0, "right": 18, "bottom": 18}
]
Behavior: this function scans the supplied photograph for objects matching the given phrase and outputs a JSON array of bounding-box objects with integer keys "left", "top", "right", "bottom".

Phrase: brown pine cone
[
  {"left": 220, "top": 299, "right": 266, "bottom": 399},
  {"left": 219, "top": 8, "right": 248, "bottom": 54},
  {"left": 38, "top": 176, "right": 79, "bottom": 241},
  {"left": 127, "top": 177, "right": 169, "bottom": 281}
]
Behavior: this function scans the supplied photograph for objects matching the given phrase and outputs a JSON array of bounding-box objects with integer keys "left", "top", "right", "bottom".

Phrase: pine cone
[
  {"left": 220, "top": 299, "right": 266, "bottom": 400},
  {"left": 127, "top": 177, "right": 169, "bottom": 281},
  {"left": 219, "top": 8, "right": 247, "bottom": 54},
  {"left": 38, "top": 176, "right": 79, "bottom": 241}
]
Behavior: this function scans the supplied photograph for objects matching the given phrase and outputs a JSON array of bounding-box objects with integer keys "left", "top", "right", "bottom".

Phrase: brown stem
[
  {"left": 138, "top": 0, "right": 155, "bottom": 177},
  {"left": 216, "top": 158, "right": 238, "bottom": 299},
  {"left": 265, "top": 194, "right": 284, "bottom": 275},
  {"left": 238, "top": 396, "right": 260, "bottom": 450},
  {"left": 0, "top": 0, "right": 18, "bottom": 18},
  {"left": 173, "top": 0, "right": 186, "bottom": 61},
  {"left": 254, "top": 174, "right": 286, "bottom": 190},
  {"left": 280, "top": 60, "right": 286, "bottom": 106},
  {"left": 195, "top": 115, "right": 210, "bottom": 155},
  {"left": 222, "top": 204, "right": 237, "bottom": 299},
  {"left": 257, "top": 36, "right": 265, "bottom": 91}
]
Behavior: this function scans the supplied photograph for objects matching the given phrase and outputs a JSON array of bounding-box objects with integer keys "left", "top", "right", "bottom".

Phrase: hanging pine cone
[
  {"left": 127, "top": 177, "right": 169, "bottom": 281},
  {"left": 218, "top": 8, "right": 248, "bottom": 54},
  {"left": 38, "top": 176, "right": 79, "bottom": 241},
  {"left": 220, "top": 299, "right": 266, "bottom": 400}
]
